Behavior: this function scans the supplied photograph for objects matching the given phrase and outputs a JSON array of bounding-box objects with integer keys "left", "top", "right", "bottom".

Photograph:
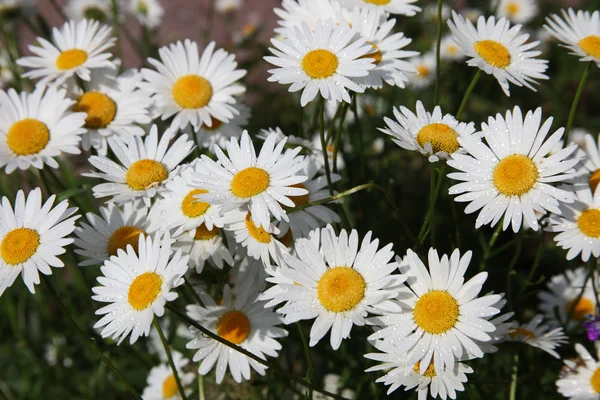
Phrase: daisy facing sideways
[
  {"left": 260, "top": 225, "right": 406, "bottom": 350},
  {"left": 496, "top": 0, "right": 537, "bottom": 24},
  {"left": 556, "top": 343, "right": 600, "bottom": 399},
  {"left": 0, "top": 188, "right": 79, "bottom": 296},
  {"left": 17, "top": 19, "right": 116, "bottom": 86},
  {"left": 140, "top": 40, "right": 246, "bottom": 132},
  {"left": 185, "top": 285, "right": 288, "bottom": 383},
  {"left": 172, "top": 224, "right": 233, "bottom": 274},
  {"left": 545, "top": 9, "right": 600, "bottom": 67},
  {"left": 142, "top": 351, "right": 194, "bottom": 400},
  {"left": 341, "top": 0, "right": 421, "bottom": 17},
  {"left": 507, "top": 314, "right": 567, "bottom": 359},
  {"left": 448, "top": 107, "right": 578, "bottom": 232},
  {"left": 0, "top": 85, "right": 86, "bottom": 173},
  {"left": 92, "top": 232, "right": 189, "bottom": 344},
  {"left": 85, "top": 125, "right": 194, "bottom": 205},
  {"left": 448, "top": 11, "right": 548, "bottom": 96}
]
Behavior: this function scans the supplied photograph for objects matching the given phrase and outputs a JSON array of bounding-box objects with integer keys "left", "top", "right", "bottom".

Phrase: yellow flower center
[
  {"left": 172, "top": 74, "right": 213, "bottom": 109},
  {"left": 493, "top": 154, "right": 538, "bottom": 196},
  {"left": 194, "top": 223, "right": 219, "bottom": 240},
  {"left": 413, "top": 360, "right": 436, "bottom": 377},
  {"left": 302, "top": 49, "right": 339, "bottom": 79},
  {"left": 506, "top": 2, "right": 519, "bottom": 16},
  {"left": 125, "top": 159, "right": 168, "bottom": 190},
  {"left": 317, "top": 267, "right": 366, "bottom": 313},
  {"left": 508, "top": 328, "right": 535, "bottom": 340},
  {"left": 162, "top": 375, "right": 178, "bottom": 398},
  {"left": 579, "top": 35, "right": 600, "bottom": 58},
  {"left": 589, "top": 169, "right": 600, "bottom": 193},
  {"left": 567, "top": 297, "right": 595, "bottom": 321},
  {"left": 364, "top": 0, "right": 390, "bottom": 4},
  {"left": 137, "top": 1, "right": 148, "bottom": 15},
  {"left": 127, "top": 272, "right": 162, "bottom": 311},
  {"left": 447, "top": 44, "right": 459, "bottom": 55},
  {"left": 244, "top": 213, "right": 271, "bottom": 244},
  {"left": 591, "top": 368, "right": 600, "bottom": 394},
  {"left": 416, "top": 123, "right": 460, "bottom": 154},
  {"left": 289, "top": 183, "right": 309, "bottom": 208},
  {"left": 417, "top": 65, "right": 430, "bottom": 77},
  {"left": 6, "top": 118, "right": 50, "bottom": 156},
  {"left": 577, "top": 209, "right": 600, "bottom": 238},
  {"left": 107, "top": 226, "right": 145, "bottom": 256},
  {"left": 217, "top": 310, "right": 251, "bottom": 344},
  {"left": 55, "top": 49, "right": 88, "bottom": 70},
  {"left": 474, "top": 40, "right": 511, "bottom": 68},
  {"left": 413, "top": 290, "right": 459, "bottom": 334},
  {"left": 231, "top": 167, "right": 270, "bottom": 198},
  {"left": 1, "top": 228, "right": 40, "bottom": 265},
  {"left": 73, "top": 91, "right": 117, "bottom": 129},
  {"left": 359, "top": 42, "right": 383, "bottom": 65},
  {"left": 202, "top": 116, "right": 223, "bottom": 131},
  {"left": 181, "top": 189, "right": 210, "bottom": 218}
]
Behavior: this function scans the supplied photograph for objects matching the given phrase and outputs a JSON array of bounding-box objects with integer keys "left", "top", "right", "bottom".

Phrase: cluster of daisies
[{"left": 0, "top": 0, "right": 600, "bottom": 398}]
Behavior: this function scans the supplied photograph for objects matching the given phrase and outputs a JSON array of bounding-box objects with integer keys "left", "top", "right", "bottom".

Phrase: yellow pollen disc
[
  {"left": 506, "top": 2, "right": 519, "bottom": 16},
  {"left": 302, "top": 49, "right": 339, "bottom": 79},
  {"left": 194, "top": 223, "right": 219, "bottom": 240},
  {"left": 579, "top": 35, "right": 600, "bottom": 58},
  {"left": 244, "top": 213, "right": 271, "bottom": 244},
  {"left": 447, "top": 44, "right": 459, "bottom": 54},
  {"left": 413, "top": 360, "right": 436, "bottom": 377},
  {"left": 107, "top": 226, "right": 145, "bottom": 256},
  {"left": 73, "top": 91, "right": 117, "bottom": 129},
  {"left": 231, "top": 167, "right": 270, "bottom": 198},
  {"left": 416, "top": 123, "right": 460, "bottom": 154},
  {"left": 181, "top": 189, "right": 210, "bottom": 218},
  {"left": 508, "top": 328, "right": 535, "bottom": 340},
  {"left": 289, "top": 183, "right": 309, "bottom": 208},
  {"left": 417, "top": 65, "right": 430, "bottom": 77},
  {"left": 6, "top": 118, "right": 50, "bottom": 156},
  {"left": 577, "top": 209, "right": 600, "bottom": 238},
  {"left": 591, "top": 368, "right": 600, "bottom": 393},
  {"left": 1, "top": 228, "right": 40, "bottom": 265},
  {"left": 413, "top": 290, "right": 459, "bottom": 334},
  {"left": 217, "top": 310, "right": 251, "bottom": 344},
  {"left": 567, "top": 297, "right": 595, "bottom": 321},
  {"left": 493, "top": 154, "right": 538, "bottom": 196},
  {"left": 359, "top": 42, "right": 383, "bottom": 65},
  {"left": 137, "top": 1, "right": 149, "bottom": 15},
  {"left": 317, "top": 267, "right": 366, "bottom": 313},
  {"left": 202, "top": 116, "right": 224, "bottom": 131},
  {"left": 589, "top": 169, "right": 600, "bottom": 193},
  {"left": 55, "top": 49, "right": 88, "bottom": 70},
  {"left": 162, "top": 375, "right": 178, "bottom": 398},
  {"left": 172, "top": 74, "right": 213, "bottom": 109},
  {"left": 364, "top": 0, "right": 391, "bottom": 4},
  {"left": 474, "top": 40, "right": 511, "bottom": 68},
  {"left": 125, "top": 159, "right": 168, "bottom": 190},
  {"left": 127, "top": 272, "right": 162, "bottom": 311}
]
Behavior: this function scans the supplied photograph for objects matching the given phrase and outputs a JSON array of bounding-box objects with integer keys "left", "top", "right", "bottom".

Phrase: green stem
[
  {"left": 515, "top": 238, "right": 544, "bottom": 303},
  {"left": 565, "top": 262, "right": 595, "bottom": 330},
  {"left": 110, "top": 0, "right": 123, "bottom": 65},
  {"left": 184, "top": 277, "right": 203, "bottom": 305},
  {"left": 319, "top": 99, "right": 334, "bottom": 195},
  {"left": 152, "top": 318, "right": 189, "bottom": 400},
  {"left": 296, "top": 322, "right": 314, "bottom": 399},
  {"left": 456, "top": 70, "right": 481, "bottom": 119},
  {"left": 332, "top": 102, "right": 350, "bottom": 174},
  {"left": 417, "top": 164, "right": 446, "bottom": 244},
  {"left": 479, "top": 223, "right": 503, "bottom": 271},
  {"left": 509, "top": 353, "right": 519, "bottom": 400},
  {"left": 198, "top": 375, "right": 205, "bottom": 400},
  {"left": 166, "top": 304, "right": 348, "bottom": 400},
  {"left": 434, "top": 0, "right": 443, "bottom": 105},
  {"left": 564, "top": 62, "right": 591, "bottom": 145},
  {"left": 204, "top": 0, "right": 216, "bottom": 43},
  {"left": 42, "top": 275, "right": 142, "bottom": 399},
  {"left": 351, "top": 96, "right": 367, "bottom": 181}
]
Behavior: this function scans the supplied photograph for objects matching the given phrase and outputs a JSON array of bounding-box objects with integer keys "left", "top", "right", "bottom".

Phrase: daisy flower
[
  {"left": 310, "top": 133, "right": 346, "bottom": 172},
  {"left": 507, "top": 315, "right": 568, "bottom": 359},
  {"left": 439, "top": 35, "right": 465, "bottom": 61},
  {"left": 65, "top": 0, "right": 111, "bottom": 22},
  {"left": 545, "top": 9, "right": 600, "bottom": 67},
  {"left": 274, "top": 0, "right": 345, "bottom": 35},
  {"left": 340, "top": 0, "right": 421, "bottom": 17},
  {"left": 448, "top": 106, "right": 578, "bottom": 232},
  {"left": 84, "top": 125, "right": 194, "bottom": 206},
  {"left": 348, "top": 7, "right": 418, "bottom": 89},
  {"left": 581, "top": 134, "right": 600, "bottom": 192},
  {"left": 17, "top": 19, "right": 115, "bottom": 86},
  {"left": 192, "top": 130, "right": 308, "bottom": 228},
  {"left": 128, "top": 0, "right": 164, "bottom": 29},
  {"left": 92, "top": 232, "right": 188, "bottom": 344},
  {"left": 557, "top": 343, "right": 600, "bottom": 399},
  {"left": 547, "top": 184, "right": 600, "bottom": 261},
  {"left": 192, "top": 103, "right": 250, "bottom": 150},
  {"left": 408, "top": 53, "right": 436, "bottom": 88},
  {"left": 73, "top": 201, "right": 155, "bottom": 266},
  {"left": 448, "top": 11, "right": 548, "bottom": 96},
  {"left": 368, "top": 248, "right": 502, "bottom": 375},
  {"left": 0, "top": 86, "right": 86, "bottom": 173},
  {"left": 73, "top": 64, "right": 152, "bottom": 156},
  {"left": 0, "top": 49, "right": 13, "bottom": 88},
  {"left": 260, "top": 225, "right": 406, "bottom": 350},
  {"left": 142, "top": 351, "right": 194, "bottom": 400},
  {"left": 381, "top": 100, "right": 477, "bottom": 162},
  {"left": 215, "top": 0, "right": 241, "bottom": 13},
  {"left": 365, "top": 344, "right": 474, "bottom": 398},
  {"left": 264, "top": 20, "right": 376, "bottom": 107},
  {"left": 538, "top": 267, "right": 600, "bottom": 329},
  {"left": 139, "top": 40, "right": 246, "bottom": 132},
  {"left": 172, "top": 225, "right": 233, "bottom": 274},
  {"left": 496, "top": 0, "right": 537, "bottom": 24},
  {"left": 185, "top": 285, "right": 288, "bottom": 384},
  {"left": 0, "top": 188, "right": 79, "bottom": 296}
]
